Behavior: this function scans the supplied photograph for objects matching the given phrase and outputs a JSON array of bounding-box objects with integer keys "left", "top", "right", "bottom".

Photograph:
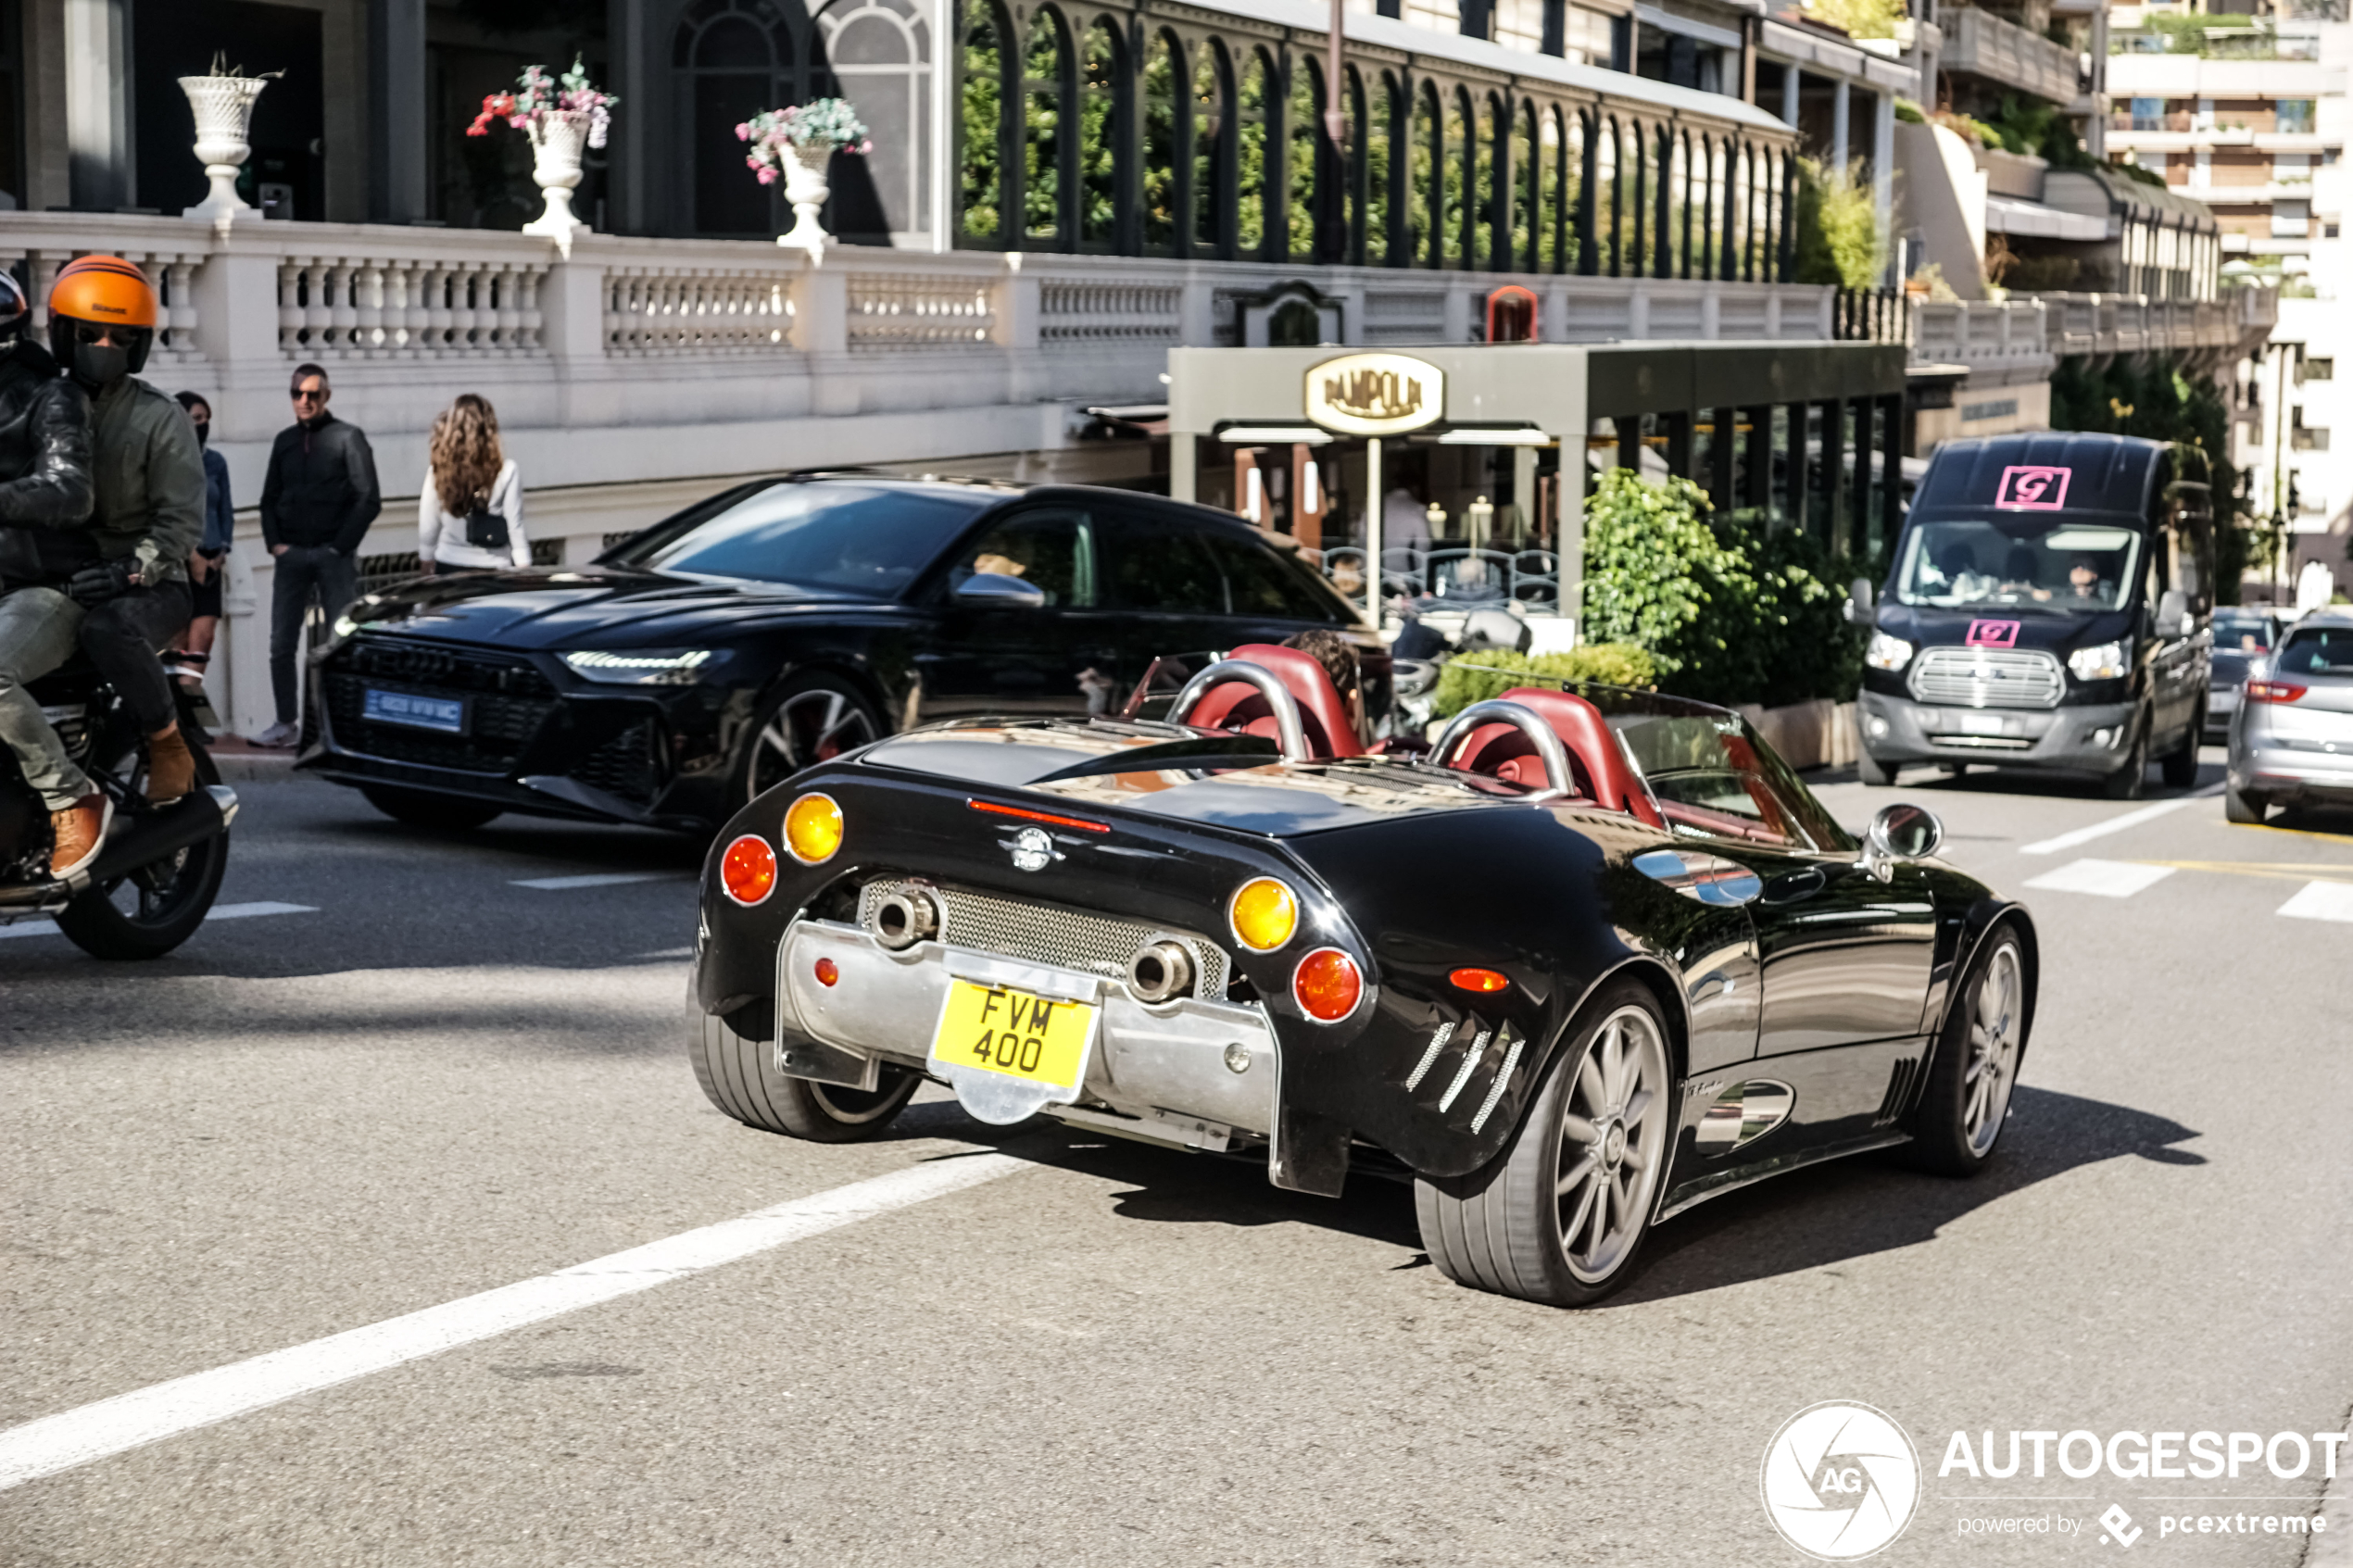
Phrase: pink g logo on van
[
  {"left": 1967, "top": 620, "right": 2021, "bottom": 648},
  {"left": 1995, "top": 465, "right": 2071, "bottom": 510}
]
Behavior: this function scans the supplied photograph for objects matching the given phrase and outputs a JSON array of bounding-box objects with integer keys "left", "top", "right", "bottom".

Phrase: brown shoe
[
  {"left": 147, "top": 728, "right": 196, "bottom": 806},
  {"left": 48, "top": 794, "right": 113, "bottom": 881}
]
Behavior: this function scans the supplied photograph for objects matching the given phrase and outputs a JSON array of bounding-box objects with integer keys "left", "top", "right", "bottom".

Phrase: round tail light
[
  {"left": 1229, "top": 876, "right": 1300, "bottom": 951},
  {"left": 720, "top": 834, "right": 778, "bottom": 906},
  {"left": 1292, "top": 947, "right": 1364, "bottom": 1023},
  {"left": 784, "top": 792, "right": 844, "bottom": 864}
]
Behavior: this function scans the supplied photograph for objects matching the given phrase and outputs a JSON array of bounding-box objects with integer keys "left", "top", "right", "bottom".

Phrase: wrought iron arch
[{"left": 673, "top": 0, "right": 837, "bottom": 236}]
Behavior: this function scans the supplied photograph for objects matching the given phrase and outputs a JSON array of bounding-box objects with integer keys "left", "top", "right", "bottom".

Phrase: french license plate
[
  {"left": 363, "top": 687, "right": 466, "bottom": 734},
  {"left": 930, "top": 979, "right": 1096, "bottom": 1090},
  {"left": 1957, "top": 712, "right": 2007, "bottom": 736}
]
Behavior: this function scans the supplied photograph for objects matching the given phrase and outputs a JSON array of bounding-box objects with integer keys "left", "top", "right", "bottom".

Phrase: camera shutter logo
[{"left": 1760, "top": 1402, "right": 1921, "bottom": 1561}]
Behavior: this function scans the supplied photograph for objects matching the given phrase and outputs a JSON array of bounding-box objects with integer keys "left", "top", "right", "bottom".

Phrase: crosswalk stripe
[
  {"left": 510, "top": 872, "right": 686, "bottom": 891},
  {"left": 2020, "top": 859, "right": 2179, "bottom": 898},
  {"left": 2018, "top": 797, "right": 2199, "bottom": 857},
  {"left": 2277, "top": 881, "right": 2353, "bottom": 923},
  {"left": 0, "top": 901, "right": 315, "bottom": 941}
]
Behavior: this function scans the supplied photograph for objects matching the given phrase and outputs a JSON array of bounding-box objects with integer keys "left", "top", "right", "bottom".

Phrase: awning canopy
[{"left": 1983, "top": 194, "right": 2109, "bottom": 241}]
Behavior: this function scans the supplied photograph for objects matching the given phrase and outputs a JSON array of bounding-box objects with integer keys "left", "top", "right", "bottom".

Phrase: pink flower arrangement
[
  {"left": 737, "top": 100, "right": 873, "bottom": 183},
  {"left": 466, "top": 57, "right": 617, "bottom": 148}
]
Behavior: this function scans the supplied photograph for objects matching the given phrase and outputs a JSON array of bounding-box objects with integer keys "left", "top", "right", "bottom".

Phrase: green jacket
[{"left": 90, "top": 375, "right": 204, "bottom": 586}]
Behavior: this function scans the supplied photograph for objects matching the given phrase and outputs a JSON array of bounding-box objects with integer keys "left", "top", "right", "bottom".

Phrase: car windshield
[
  {"left": 2212, "top": 612, "right": 2277, "bottom": 653},
  {"left": 1894, "top": 520, "right": 2143, "bottom": 614},
  {"left": 2274, "top": 625, "right": 2353, "bottom": 676},
  {"left": 610, "top": 483, "right": 993, "bottom": 596}
]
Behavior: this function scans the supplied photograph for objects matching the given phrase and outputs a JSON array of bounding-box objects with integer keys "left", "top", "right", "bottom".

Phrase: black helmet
[{"left": 0, "top": 271, "right": 29, "bottom": 345}]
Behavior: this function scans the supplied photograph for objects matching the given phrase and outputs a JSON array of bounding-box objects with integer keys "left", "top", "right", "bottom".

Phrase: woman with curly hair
[{"left": 418, "top": 393, "right": 528, "bottom": 572}]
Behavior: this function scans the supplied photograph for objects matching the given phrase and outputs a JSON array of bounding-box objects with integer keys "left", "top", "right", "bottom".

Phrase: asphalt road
[{"left": 6, "top": 756, "right": 2351, "bottom": 1568}]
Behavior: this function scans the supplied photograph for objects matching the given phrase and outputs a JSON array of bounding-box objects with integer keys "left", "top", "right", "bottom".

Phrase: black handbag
[{"left": 463, "top": 499, "right": 510, "bottom": 551}]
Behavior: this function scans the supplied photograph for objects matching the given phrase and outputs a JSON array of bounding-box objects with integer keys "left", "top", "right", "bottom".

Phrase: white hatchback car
[{"left": 2227, "top": 608, "right": 2353, "bottom": 823}]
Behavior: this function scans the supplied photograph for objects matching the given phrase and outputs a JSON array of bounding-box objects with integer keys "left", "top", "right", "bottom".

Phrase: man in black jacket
[
  {"left": 0, "top": 270, "right": 102, "bottom": 876},
  {"left": 255, "top": 363, "right": 379, "bottom": 746}
]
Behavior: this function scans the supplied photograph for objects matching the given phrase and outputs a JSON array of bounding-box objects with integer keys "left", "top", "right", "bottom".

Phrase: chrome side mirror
[
  {"left": 2156, "top": 587, "right": 2189, "bottom": 638},
  {"left": 1842, "top": 575, "right": 1876, "bottom": 626},
  {"left": 954, "top": 571, "right": 1048, "bottom": 608},
  {"left": 1859, "top": 802, "right": 1944, "bottom": 882}
]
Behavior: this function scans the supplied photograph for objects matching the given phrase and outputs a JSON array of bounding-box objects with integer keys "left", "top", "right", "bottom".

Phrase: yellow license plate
[{"left": 930, "top": 980, "right": 1096, "bottom": 1089}]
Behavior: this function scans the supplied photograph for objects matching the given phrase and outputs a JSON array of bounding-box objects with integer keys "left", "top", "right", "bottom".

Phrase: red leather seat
[
  {"left": 1450, "top": 686, "right": 1664, "bottom": 828},
  {"left": 1183, "top": 644, "right": 1365, "bottom": 759}
]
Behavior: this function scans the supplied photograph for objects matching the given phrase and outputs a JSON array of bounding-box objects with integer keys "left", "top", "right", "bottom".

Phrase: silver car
[{"left": 2227, "top": 608, "right": 2353, "bottom": 823}]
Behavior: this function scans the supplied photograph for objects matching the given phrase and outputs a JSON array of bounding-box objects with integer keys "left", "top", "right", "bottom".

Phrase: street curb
[
  {"left": 208, "top": 751, "right": 300, "bottom": 784},
  {"left": 2307, "top": 1414, "right": 2353, "bottom": 1567}
]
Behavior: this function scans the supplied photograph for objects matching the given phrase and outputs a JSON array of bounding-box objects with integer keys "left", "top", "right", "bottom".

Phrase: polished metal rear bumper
[{"left": 774, "top": 918, "right": 1281, "bottom": 1137}]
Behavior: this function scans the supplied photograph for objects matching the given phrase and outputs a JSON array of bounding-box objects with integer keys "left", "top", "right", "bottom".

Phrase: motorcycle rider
[
  {"left": 0, "top": 257, "right": 204, "bottom": 880},
  {"left": 0, "top": 269, "right": 103, "bottom": 877}
]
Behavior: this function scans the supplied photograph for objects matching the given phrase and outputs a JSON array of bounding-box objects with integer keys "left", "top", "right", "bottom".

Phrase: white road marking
[
  {"left": 510, "top": 872, "right": 685, "bottom": 890},
  {"left": 2277, "top": 880, "right": 2353, "bottom": 923},
  {"left": 2019, "top": 796, "right": 2205, "bottom": 856},
  {"left": 0, "top": 1152, "right": 1025, "bottom": 1492},
  {"left": 2020, "top": 859, "right": 2180, "bottom": 898},
  {"left": 0, "top": 901, "right": 315, "bottom": 941}
]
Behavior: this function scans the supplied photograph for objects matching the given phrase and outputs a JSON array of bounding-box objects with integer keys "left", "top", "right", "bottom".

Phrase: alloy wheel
[
  {"left": 1554, "top": 1005, "right": 1671, "bottom": 1286},
  {"left": 748, "top": 685, "right": 877, "bottom": 802},
  {"left": 1963, "top": 942, "right": 2022, "bottom": 1157}
]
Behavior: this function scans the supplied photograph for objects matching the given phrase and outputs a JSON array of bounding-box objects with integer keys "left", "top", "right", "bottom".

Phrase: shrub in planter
[
  {"left": 1430, "top": 645, "right": 1658, "bottom": 720},
  {"left": 1578, "top": 471, "right": 1765, "bottom": 707}
]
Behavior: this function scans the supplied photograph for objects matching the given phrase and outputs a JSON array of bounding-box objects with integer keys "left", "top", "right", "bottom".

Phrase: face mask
[
  {"left": 72, "top": 341, "right": 130, "bottom": 388},
  {"left": 191, "top": 422, "right": 209, "bottom": 448}
]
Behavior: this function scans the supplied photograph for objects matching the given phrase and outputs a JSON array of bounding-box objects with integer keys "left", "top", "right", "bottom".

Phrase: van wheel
[
  {"left": 2100, "top": 723, "right": 2148, "bottom": 801},
  {"left": 1857, "top": 751, "right": 1896, "bottom": 787},
  {"left": 2159, "top": 711, "right": 2200, "bottom": 789}
]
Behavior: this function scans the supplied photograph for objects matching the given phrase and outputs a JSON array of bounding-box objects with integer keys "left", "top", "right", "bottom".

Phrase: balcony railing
[{"left": 1943, "top": 7, "right": 2082, "bottom": 104}]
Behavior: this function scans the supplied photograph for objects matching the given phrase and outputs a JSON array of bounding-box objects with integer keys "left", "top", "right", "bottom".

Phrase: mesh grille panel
[
  {"left": 1907, "top": 646, "right": 2065, "bottom": 709},
  {"left": 858, "top": 880, "right": 1229, "bottom": 999}
]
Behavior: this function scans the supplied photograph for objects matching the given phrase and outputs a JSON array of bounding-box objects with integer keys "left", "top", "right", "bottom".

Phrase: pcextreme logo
[{"left": 1762, "top": 1402, "right": 1923, "bottom": 1561}]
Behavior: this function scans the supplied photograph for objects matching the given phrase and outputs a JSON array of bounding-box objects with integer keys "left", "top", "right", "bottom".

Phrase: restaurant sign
[{"left": 1303, "top": 353, "right": 1446, "bottom": 436}]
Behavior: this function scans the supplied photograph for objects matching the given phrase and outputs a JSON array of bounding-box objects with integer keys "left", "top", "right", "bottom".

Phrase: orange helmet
[{"left": 48, "top": 255, "right": 158, "bottom": 373}]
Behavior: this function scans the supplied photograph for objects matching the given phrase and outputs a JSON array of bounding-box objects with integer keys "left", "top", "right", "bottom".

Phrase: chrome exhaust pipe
[
  {"left": 868, "top": 887, "right": 940, "bottom": 951},
  {"left": 1128, "top": 940, "right": 1195, "bottom": 1003}
]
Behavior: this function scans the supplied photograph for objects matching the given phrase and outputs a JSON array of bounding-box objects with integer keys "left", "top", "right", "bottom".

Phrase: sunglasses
[
  {"left": 73, "top": 323, "right": 129, "bottom": 347},
  {"left": 291, "top": 386, "right": 327, "bottom": 404}
]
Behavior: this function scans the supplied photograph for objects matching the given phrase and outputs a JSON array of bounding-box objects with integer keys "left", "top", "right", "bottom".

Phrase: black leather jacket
[{"left": 0, "top": 340, "right": 96, "bottom": 587}]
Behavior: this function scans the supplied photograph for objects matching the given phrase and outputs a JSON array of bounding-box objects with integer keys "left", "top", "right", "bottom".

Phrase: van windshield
[{"left": 1894, "top": 520, "right": 2143, "bottom": 615}]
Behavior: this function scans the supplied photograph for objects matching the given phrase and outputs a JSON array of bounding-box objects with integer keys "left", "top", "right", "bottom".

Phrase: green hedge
[{"left": 1431, "top": 646, "right": 1658, "bottom": 720}]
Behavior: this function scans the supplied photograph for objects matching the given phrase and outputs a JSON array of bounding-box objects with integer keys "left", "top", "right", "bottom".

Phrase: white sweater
[{"left": 419, "top": 460, "right": 529, "bottom": 569}]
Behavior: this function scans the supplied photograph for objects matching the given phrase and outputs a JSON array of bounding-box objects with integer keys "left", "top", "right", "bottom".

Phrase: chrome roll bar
[
  {"left": 1430, "top": 700, "right": 1575, "bottom": 800},
  {"left": 1166, "top": 659, "right": 1312, "bottom": 762}
]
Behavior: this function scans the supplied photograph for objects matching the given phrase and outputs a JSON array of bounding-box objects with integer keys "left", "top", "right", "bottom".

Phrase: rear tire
[
  {"left": 2159, "top": 712, "right": 2199, "bottom": 789},
  {"left": 56, "top": 741, "right": 228, "bottom": 960},
  {"left": 2224, "top": 780, "right": 2269, "bottom": 824},
  {"left": 1905, "top": 927, "right": 2028, "bottom": 1176},
  {"left": 1415, "top": 981, "right": 1675, "bottom": 1308},
  {"left": 690, "top": 1013, "right": 919, "bottom": 1142},
  {"left": 1857, "top": 750, "right": 1897, "bottom": 787},
  {"left": 360, "top": 784, "right": 504, "bottom": 831}
]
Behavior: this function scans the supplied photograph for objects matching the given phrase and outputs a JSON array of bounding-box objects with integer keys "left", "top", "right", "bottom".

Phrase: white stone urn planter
[
  {"left": 779, "top": 143, "right": 837, "bottom": 257},
  {"left": 522, "top": 111, "right": 593, "bottom": 254},
  {"left": 179, "top": 71, "right": 271, "bottom": 226}
]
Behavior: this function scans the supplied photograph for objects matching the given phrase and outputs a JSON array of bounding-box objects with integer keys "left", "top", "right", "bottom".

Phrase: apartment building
[{"left": 2108, "top": 2, "right": 2349, "bottom": 580}]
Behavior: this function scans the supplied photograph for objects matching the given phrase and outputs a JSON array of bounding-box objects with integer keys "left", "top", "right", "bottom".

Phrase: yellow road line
[{"left": 2225, "top": 819, "right": 2353, "bottom": 846}]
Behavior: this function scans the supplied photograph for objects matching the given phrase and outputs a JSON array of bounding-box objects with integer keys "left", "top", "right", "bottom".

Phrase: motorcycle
[{"left": 0, "top": 654, "right": 236, "bottom": 958}]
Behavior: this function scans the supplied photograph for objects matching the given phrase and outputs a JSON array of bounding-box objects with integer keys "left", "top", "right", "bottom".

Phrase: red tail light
[
  {"left": 1450, "top": 967, "right": 1511, "bottom": 994},
  {"left": 2246, "top": 681, "right": 2308, "bottom": 704},
  {"left": 1292, "top": 948, "right": 1364, "bottom": 1022},
  {"left": 719, "top": 834, "right": 778, "bottom": 906}
]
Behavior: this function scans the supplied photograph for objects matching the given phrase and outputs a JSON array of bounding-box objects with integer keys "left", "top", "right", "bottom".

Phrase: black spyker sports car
[
  {"left": 299, "top": 475, "right": 1386, "bottom": 833},
  {"left": 688, "top": 649, "right": 2040, "bottom": 1308}
]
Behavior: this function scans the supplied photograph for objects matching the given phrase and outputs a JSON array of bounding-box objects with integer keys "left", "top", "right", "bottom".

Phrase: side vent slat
[
  {"left": 1403, "top": 1021, "right": 1457, "bottom": 1091},
  {"left": 1873, "top": 1057, "right": 1919, "bottom": 1126}
]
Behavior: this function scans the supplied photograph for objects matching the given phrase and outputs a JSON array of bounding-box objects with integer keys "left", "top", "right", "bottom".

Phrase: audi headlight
[
  {"left": 1865, "top": 632, "right": 1914, "bottom": 671},
  {"left": 2068, "top": 641, "right": 2129, "bottom": 682},
  {"left": 559, "top": 649, "right": 719, "bottom": 685}
]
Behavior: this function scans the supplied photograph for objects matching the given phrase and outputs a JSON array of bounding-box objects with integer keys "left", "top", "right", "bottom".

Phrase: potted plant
[
  {"left": 738, "top": 99, "right": 873, "bottom": 255},
  {"left": 469, "top": 56, "right": 617, "bottom": 253},
  {"left": 179, "top": 54, "right": 281, "bottom": 226}
]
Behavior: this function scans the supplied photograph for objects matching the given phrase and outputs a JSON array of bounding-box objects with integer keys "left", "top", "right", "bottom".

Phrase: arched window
[
  {"left": 1022, "top": 8, "right": 1070, "bottom": 246},
  {"left": 1653, "top": 123, "right": 1674, "bottom": 278},
  {"left": 1574, "top": 108, "right": 1597, "bottom": 275},
  {"left": 956, "top": 2, "right": 1009, "bottom": 245},
  {"left": 1622, "top": 117, "right": 1645, "bottom": 277},
  {"left": 1078, "top": 19, "right": 1121, "bottom": 249},
  {"left": 1443, "top": 88, "right": 1470, "bottom": 267},
  {"left": 1557, "top": 107, "right": 1580, "bottom": 274},
  {"left": 1363, "top": 70, "right": 1395, "bottom": 266},
  {"left": 1409, "top": 82, "right": 1439, "bottom": 268},
  {"left": 675, "top": 0, "right": 833, "bottom": 236},
  {"left": 816, "top": 0, "right": 930, "bottom": 243},
  {"left": 1595, "top": 115, "right": 1617, "bottom": 277},
  {"left": 1287, "top": 58, "right": 1319, "bottom": 263},
  {"left": 1678, "top": 130, "right": 1695, "bottom": 280},
  {"left": 1192, "top": 42, "right": 1229, "bottom": 254},
  {"left": 1142, "top": 31, "right": 1180, "bottom": 255},
  {"left": 1703, "top": 134, "right": 1723, "bottom": 280},
  {"left": 1471, "top": 93, "right": 1498, "bottom": 270},
  {"left": 1235, "top": 48, "right": 1272, "bottom": 257},
  {"left": 1511, "top": 102, "right": 1536, "bottom": 272}
]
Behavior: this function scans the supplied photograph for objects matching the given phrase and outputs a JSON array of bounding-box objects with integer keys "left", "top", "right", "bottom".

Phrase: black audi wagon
[{"left": 300, "top": 474, "right": 1388, "bottom": 833}]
